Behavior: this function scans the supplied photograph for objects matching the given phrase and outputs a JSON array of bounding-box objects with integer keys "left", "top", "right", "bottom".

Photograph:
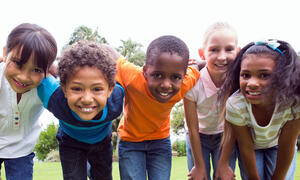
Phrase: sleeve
[
  {"left": 179, "top": 66, "right": 200, "bottom": 98},
  {"left": 116, "top": 56, "right": 140, "bottom": 88},
  {"left": 184, "top": 81, "right": 199, "bottom": 102},
  {"left": 37, "top": 76, "right": 60, "bottom": 108},
  {"left": 225, "top": 97, "right": 248, "bottom": 126}
]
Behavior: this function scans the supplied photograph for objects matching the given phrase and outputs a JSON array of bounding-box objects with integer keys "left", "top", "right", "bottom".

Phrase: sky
[{"left": 1, "top": 0, "right": 300, "bottom": 60}]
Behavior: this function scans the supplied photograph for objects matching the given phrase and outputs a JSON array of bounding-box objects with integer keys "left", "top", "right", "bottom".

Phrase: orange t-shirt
[{"left": 116, "top": 57, "right": 200, "bottom": 142}]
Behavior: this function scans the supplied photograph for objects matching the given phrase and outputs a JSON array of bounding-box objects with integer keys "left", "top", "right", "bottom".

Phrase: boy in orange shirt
[{"left": 116, "top": 35, "right": 200, "bottom": 180}]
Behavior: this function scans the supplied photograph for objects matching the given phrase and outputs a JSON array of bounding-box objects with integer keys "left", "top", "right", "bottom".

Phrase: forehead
[
  {"left": 148, "top": 52, "right": 186, "bottom": 73},
  {"left": 241, "top": 55, "right": 276, "bottom": 70},
  {"left": 204, "top": 29, "right": 237, "bottom": 47}
]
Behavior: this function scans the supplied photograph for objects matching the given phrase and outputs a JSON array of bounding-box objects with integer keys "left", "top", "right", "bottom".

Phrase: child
[
  {"left": 183, "top": 22, "right": 240, "bottom": 180},
  {"left": 219, "top": 39, "right": 300, "bottom": 179},
  {"left": 0, "top": 23, "right": 57, "bottom": 179},
  {"left": 38, "top": 41, "right": 124, "bottom": 180},
  {"left": 116, "top": 35, "right": 200, "bottom": 180}
]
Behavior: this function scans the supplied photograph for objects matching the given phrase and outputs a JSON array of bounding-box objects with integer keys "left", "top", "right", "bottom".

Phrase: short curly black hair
[
  {"left": 146, "top": 35, "right": 189, "bottom": 72},
  {"left": 58, "top": 41, "right": 117, "bottom": 88}
]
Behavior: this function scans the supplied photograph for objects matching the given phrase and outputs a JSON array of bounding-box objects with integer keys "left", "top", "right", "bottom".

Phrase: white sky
[{"left": 1, "top": 0, "right": 299, "bottom": 60}]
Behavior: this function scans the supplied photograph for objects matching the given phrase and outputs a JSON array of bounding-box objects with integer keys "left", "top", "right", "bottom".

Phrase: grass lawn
[{"left": 1, "top": 151, "right": 300, "bottom": 179}]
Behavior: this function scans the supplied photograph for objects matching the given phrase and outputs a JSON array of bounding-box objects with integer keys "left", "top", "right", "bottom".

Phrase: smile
[
  {"left": 247, "top": 91, "right": 261, "bottom": 96},
  {"left": 13, "top": 79, "right": 29, "bottom": 88},
  {"left": 78, "top": 106, "right": 97, "bottom": 112}
]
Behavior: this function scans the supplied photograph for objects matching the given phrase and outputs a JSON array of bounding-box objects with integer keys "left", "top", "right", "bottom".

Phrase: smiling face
[
  {"left": 4, "top": 49, "right": 45, "bottom": 94},
  {"left": 143, "top": 52, "right": 185, "bottom": 103},
  {"left": 62, "top": 66, "right": 113, "bottom": 121},
  {"left": 240, "top": 54, "right": 276, "bottom": 108},
  {"left": 203, "top": 29, "right": 238, "bottom": 82}
]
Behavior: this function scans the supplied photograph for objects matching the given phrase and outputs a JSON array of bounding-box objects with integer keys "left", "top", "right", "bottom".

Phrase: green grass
[{"left": 1, "top": 151, "right": 300, "bottom": 180}]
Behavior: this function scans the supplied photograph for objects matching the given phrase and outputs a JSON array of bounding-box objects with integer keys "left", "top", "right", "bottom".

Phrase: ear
[
  {"left": 142, "top": 65, "right": 148, "bottom": 80},
  {"left": 198, "top": 48, "right": 205, "bottom": 60},
  {"left": 236, "top": 46, "right": 241, "bottom": 55},
  {"left": 60, "top": 83, "right": 67, "bottom": 98},
  {"left": 2, "top": 46, "right": 6, "bottom": 62},
  {"left": 107, "top": 85, "right": 115, "bottom": 98}
]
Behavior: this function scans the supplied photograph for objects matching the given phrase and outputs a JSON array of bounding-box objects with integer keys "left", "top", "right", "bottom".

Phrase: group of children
[{"left": 0, "top": 22, "right": 299, "bottom": 180}]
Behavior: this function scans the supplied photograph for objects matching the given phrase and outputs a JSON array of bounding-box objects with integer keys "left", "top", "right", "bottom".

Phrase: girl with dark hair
[
  {"left": 219, "top": 39, "right": 300, "bottom": 179},
  {"left": 0, "top": 23, "right": 57, "bottom": 180}
]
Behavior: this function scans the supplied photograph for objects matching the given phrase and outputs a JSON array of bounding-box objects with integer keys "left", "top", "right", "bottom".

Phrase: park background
[{"left": 0, "top": 0, "right": 300, "bottom": 179}]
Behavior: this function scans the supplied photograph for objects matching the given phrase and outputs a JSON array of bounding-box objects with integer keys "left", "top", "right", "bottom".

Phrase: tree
[
  {"left": 65, "top": 25, "right": 108, "bottom": 47},
  {"left": 171, "top": 101, "right": 185, "bottom": 135},
  {"left": 34, "top": 123, "right": 59, "bottom": 161},
  {"left": 117, "top": 39, "right": 146, "bottom": 66}
]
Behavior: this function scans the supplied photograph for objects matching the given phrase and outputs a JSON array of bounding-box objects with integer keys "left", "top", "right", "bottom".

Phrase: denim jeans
[
  {"left": 56, "top": 128, "right": 112, "bottom": 180},
  {"left": 186, "top": 132, "right": 239, "bottom": 180},
  {"left": 239, "top": 145, "right": 297, "bottom": 180},
  {"left": 0, "top": 152, "right": 35, "bottom": 180},
  {"left": 118, "top": 137, "right": 172, "bottom": 180}
]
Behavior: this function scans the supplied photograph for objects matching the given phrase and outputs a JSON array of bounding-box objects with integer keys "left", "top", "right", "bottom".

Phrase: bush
[
  {"left": 34, "top": 123, "right": 59, "bottom": 161},
  {"left": 44, "top": 150, "right": 60, "bottom": 162},
  {"left": 172, "top": 140, "right": 186, "bottom": 156}
]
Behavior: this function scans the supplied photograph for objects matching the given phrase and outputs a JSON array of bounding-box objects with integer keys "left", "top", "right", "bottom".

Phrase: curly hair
[
  {"left": 58, "top": 41, "right": 117, "bottom": 88},
  {"left": 145, "top": 35, "right": 189, "bottom": 72},
  {"left": 219, "top": 39, "right": 300, "bottom": 109}
]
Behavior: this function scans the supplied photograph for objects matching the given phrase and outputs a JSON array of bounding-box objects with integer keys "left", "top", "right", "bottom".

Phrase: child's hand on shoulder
[{"left": 188, "top": 59, "right": 206, "bottom": 71}]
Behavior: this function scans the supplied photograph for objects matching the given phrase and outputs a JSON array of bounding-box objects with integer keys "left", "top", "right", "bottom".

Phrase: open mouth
[
  {"left": 13, "top": 79, "right": 29, "bottom": 88},
  {"left": 78, "top": 106, "right": 97, "bottom": 113}
]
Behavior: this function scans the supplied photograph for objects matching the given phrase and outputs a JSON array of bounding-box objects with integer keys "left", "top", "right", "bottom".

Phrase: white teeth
[
  {"left": 81, "top": 108, "right": 93, "bottom": 112},
  {"left": 248, "top": 92, "right": 261, "bottom": 95},
  {"left": 160, "top": 92, "right": 168, "bottom": 96}
]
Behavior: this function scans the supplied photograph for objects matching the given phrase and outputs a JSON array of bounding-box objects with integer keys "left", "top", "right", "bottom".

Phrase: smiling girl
[{"left": 219, "top": 39, "right": 300, "bottom": 179}]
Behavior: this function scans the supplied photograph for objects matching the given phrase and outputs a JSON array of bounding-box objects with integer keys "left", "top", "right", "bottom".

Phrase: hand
[
  {"left": 215, "top": 163, "right": 236, "bottom": 180},
  {"left": 188, "top": 59, "right": 206, "bottom": 71},
  {"left": 188, "top": 166, "right": 208, "bottom": 180}
]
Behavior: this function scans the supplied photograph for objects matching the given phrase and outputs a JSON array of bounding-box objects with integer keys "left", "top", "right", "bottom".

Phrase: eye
[
  {"left": 210, "top": 48, "right": 218, "bottom": 52},
  {"left": 33, "top": 68, "right": 43, "bottom": 73},
  {"left": 151, "top": 72, "right": 163, "bottom": 79},
  {"left": 240, "top": 72, "right": 250, "bottom": 79},
  {"left": 70, "top": 87, "right": 82, "bottom": 92},
  {"left": 171, "top": 74, "right": 182, "bottom": 81},
  {"left": 225, "top": 47, "right": 234, "bottom": 52},
  {"left": 93, "top": 87, "right": 104, "bottom": 92},
  {"left": 259, "top": 73, "right": 271, "bottom": 79}
]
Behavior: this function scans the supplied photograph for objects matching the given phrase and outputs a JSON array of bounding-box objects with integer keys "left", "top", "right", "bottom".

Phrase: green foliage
[
  {"left": 172, "top": 140, "right": 186, "bottom": 156},
  {"left": 171, "top": 102, "right": 185, "bottom": 135},
  {"left": 34, "top": 123, "right": 59, "bottom": 161},
  {"left": 65, "top": 25, "right": 108, "bottom": 48},
  {"left": 117, "top": 39, "right": 146, "bottom": 66}
]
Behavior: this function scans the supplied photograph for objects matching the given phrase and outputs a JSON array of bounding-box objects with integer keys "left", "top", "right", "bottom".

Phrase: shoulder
[{"left": 226, "top": 91, "right": 249, "bottom": 125}]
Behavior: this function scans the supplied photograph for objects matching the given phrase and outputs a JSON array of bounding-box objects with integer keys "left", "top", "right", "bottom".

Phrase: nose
[
  {"left": 17, "top": 69, "right": 31, "bottom": 82},
  {"left": 81, "top": 91, "right": 94, "bottom": 104},
  {"left": 247, "top": 77, "right": 259, "bottom": 89},
  {"left": 217, "top": 50, "right": 227, "bottom": 61},
  {"left": 160, "top": 78, "right": 172, "bottom": 89}
]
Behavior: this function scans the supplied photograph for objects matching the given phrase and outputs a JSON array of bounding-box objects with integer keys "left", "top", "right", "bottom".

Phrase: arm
[
  {"left": 183, "top": 98, "right": 208, "bottom": 180},
  {"left": 215, "top": 121, "right": 236, "bottom": 180},
  {"left": 231, "top": 123, "right": 260, "bottom": 180},
  {"left": 272, "top": 118, "right": 300, "bottom": 180}
]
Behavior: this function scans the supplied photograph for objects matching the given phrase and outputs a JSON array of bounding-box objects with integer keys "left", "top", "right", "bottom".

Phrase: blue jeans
[
  {"left": 0, "top": 152, "right": 35, "bottom": 180},
  {"left": 56, "top": 128, "right": 112, "bottom": 180},
  {"left": 186, "top": 132, "right": 239, "bottom": 180},
  {"left": 239, "top": 145, "right": 297, "bottom": 180},
  {"left": 118, "top": 137, "right": 172, "bottom": 180}
]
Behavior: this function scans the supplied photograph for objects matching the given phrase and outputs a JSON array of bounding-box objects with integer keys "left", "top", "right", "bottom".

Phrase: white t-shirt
[
  {"left": 184, "top": 66, "right": 224, "bottom": 135},
  {"left": 0, "top": 62, "right": 43, "bottom": 158},
  {"left": 226, "top": 90, "right": 300, "bottom": 149}
]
